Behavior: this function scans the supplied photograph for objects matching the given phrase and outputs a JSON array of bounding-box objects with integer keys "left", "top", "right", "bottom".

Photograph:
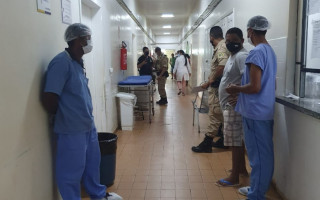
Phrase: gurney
[{"left": 118, "top": 76, "right": 154, "bottom": 123}]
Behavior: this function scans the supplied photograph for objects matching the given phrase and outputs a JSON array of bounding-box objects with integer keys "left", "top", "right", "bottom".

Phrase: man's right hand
[
  {"left": 201, "top": 82, "right": 210, "bottom": 89},
  {"left": 228, "top": 95, "right": 238, "bottom": 107}
]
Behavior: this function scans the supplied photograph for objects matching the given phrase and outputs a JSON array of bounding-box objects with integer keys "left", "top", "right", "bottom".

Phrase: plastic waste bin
[
  {"left": 98, "top": 132, "right": 118, "bottom": 187},
  {"left": 116, "top": 92, "right": 137, "bottom": 131}
]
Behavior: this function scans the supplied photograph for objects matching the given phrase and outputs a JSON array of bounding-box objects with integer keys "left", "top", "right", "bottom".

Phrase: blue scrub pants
[
  {"left": 55, "top": 128, "right": 106, "bottom": 200},
  {"left": 243, "top": 117, "right": 274, "bottom": 200}
]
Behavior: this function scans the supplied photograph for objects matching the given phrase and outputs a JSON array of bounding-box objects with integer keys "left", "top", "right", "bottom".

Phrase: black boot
[
  {"left": 156, "top": 98, "right": 163, "bottom": 104},
  {"left": 191, "top": 136, "right": 213, "bottom": 153},
  {"left": 158, "top": 97, "right": 168, "bottom": 105},
  {"left": 212, "top": 137, "right": 228, "bottom": 149},
  {"left": 212, "top": 125, "right": 228, "bottom": 149}
]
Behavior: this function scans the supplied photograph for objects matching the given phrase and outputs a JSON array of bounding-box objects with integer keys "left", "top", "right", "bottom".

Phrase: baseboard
[{"left": 271, "top": 179, "right": 288, "bottom": 200}]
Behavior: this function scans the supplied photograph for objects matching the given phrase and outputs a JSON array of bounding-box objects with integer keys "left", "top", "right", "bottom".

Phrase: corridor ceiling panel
[{"left": 136, "top": 0, "right": 197, "bottom": 36}]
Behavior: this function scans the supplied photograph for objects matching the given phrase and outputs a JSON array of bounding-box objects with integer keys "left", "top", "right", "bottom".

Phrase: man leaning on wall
[
  {"left": 192, "top": 26, "right": 230, "bottom": 153},
  {"left": 42, "top": 23, "right": 122, "bottom": 200}
]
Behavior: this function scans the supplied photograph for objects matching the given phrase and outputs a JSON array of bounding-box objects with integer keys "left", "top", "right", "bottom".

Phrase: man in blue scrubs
[
  {"left": 226, "top": 16, "right": 277, "bottom": 200},
  {"left": 43, "top": 23, "right": 122, "bottom": 200}
]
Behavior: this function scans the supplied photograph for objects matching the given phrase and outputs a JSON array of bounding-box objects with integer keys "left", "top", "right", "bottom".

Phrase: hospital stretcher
[{"left": 118, "top": 75, "right": 154, "bottom": 123}]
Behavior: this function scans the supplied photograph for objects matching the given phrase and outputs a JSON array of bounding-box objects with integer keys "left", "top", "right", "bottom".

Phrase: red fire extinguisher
[{"left": 120, "top": 41, "right": 127, "bottom": 70}]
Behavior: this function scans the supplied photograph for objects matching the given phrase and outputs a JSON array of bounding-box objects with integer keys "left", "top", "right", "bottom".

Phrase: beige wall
[
  {"left": 0, "top": 1, "right": 81, "bottom": 199},
  {"left": 0, "top": 0, "right": 152, "bottom": 199},
  {"left": 178, "top": 1, "right": 320, "bottom": 199}
]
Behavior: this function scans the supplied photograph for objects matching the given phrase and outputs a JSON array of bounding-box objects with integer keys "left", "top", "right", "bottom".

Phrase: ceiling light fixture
[
  {"left": 161, "top": 14, "right": 174, "bottom": 18},
  {"left": 163, "top": 25, "right": 172, "bottom": 29},
  {"left": 163, "top": 32, "right": 170, "bottom": 35}
]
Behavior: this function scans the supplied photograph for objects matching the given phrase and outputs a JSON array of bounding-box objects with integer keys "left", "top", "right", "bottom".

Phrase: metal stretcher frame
[
  {"left": 192, "top": 85, "right": 209, "bottom": 133},
  {"left": 118, "top": 81, "right": 154, "bottom": 123}
]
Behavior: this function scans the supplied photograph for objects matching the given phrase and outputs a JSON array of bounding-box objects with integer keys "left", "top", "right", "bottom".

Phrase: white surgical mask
[
  {"left": 82, "top": 39, "right": 93, "bottom": 54},
  {"left": 248, "top": 37, "right": 254, "bottom": 46}
]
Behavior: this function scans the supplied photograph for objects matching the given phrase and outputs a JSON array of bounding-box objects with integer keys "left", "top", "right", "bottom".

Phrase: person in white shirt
[
  {"left": 173, "top": 50, "right": 191, "bottom": 96},
  {"left": 216, "top": 27, "right": 249, "bottom": 187}
]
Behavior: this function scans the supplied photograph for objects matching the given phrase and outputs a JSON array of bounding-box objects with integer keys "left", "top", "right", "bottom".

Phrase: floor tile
[{"left": 81, "top": 79, "right": 283, "bottom": 200}]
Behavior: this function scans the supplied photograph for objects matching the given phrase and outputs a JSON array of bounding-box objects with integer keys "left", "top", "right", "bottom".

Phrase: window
[{"left": 299, "top": 0, "right": 320, "bottom": 98}]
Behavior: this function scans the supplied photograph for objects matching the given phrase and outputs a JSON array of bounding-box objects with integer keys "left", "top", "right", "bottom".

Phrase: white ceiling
[{"left": 136, "top": 0, "right": 198, "bottom": 37}]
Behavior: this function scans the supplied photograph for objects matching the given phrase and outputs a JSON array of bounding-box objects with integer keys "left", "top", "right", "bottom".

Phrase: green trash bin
[{"left": 98, "top": 132, "right": 118, "bottom": 187}]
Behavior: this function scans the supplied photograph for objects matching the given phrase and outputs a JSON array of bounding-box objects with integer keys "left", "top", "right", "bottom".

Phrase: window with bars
[{"left": 299, "top": 0, "right": 320, "bottom": 98}]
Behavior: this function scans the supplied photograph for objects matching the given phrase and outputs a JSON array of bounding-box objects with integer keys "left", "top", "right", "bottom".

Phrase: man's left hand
[{"left": 226, "top": 84, "right": 240, "bottom": 94}]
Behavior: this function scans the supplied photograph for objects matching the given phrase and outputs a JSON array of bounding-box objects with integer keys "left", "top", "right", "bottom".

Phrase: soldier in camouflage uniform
[
  {"left": 192, "top": 26, "right": 230, "bottom": 153},
  {"left": 155, "top": 47, "right": 169, "bottom": 105}
]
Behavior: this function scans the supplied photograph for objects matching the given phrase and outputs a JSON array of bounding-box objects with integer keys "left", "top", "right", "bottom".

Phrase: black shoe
[
  {"left": 158, "top": 98, "right": 168, "bottom": 105},
  {"left": 212, "top": 137, "right": 228, "bottom": 149},
  {"left": 217, "top": 124, "right": 223, "bottom": 137},
  {"left": 156, "top": 98, "right": 163, "bottom": 104},
  {"left": 191, "top": 136, "right": 213, "bottom": 153}
]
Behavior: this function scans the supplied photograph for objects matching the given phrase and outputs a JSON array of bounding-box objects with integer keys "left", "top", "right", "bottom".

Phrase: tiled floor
[{"left": 83, "top": 79, "right": 283, "bottom": 200}]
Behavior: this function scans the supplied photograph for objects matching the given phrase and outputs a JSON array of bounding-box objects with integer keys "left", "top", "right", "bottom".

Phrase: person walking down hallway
[
  {"left": 226, "top": 16, "right": 277, "bottom": 200},
  {"left": 137, "top": 47, "right": 154, "bottom": 82},
  {"left": 192, "top": 26, "right": 230, "bottom": 153},
  {"left": 170, "top": 53, "right": 176, "bottom": 79},
  {"left": 155, "top": 47, "right": 169, "bottom": 105},
  {"left": 173, "top": 50, "right": 191, "bottom": 96},
  {"left": 42, "top": 23, "right": 122, "bottom": 200}
]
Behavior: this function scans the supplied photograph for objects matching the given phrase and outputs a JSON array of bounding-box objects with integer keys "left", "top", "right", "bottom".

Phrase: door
[
  {"left": 81, "top": 2, "right": 107, "bottom": 131},
  {"left": 203, "top": 28, "right": 213, "bottom": 82}
]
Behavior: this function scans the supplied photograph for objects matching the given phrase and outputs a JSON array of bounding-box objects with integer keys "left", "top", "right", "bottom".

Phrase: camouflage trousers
[
  {"left": 158, "top": 77, "right": 167, "bottom": 98},
  {"left": 205, "top": 87, "right": 223, "bottom": 138}
]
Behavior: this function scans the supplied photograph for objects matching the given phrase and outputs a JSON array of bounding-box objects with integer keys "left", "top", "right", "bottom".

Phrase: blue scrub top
[
  {"left": 236, "top": 44, "right": 277, "bottom": 121},
  {"left": 44, "top": 51, "right": 95, "bottom": 134}
]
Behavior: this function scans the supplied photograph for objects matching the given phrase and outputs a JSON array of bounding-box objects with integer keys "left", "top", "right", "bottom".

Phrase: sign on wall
[
  {"left": 37, "top": 0, "right": 51, "bottom": 15},
  {"left": 61, "top": 0, "right": 72, "bottom": 24}
]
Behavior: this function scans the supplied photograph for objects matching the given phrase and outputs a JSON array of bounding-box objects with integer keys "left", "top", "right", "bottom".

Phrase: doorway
[{"left": 81, "top": 1, "right": 107, "bottom": 131}]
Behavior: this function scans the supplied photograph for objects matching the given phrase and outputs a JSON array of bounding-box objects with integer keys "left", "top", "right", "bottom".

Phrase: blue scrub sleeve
[
  {"left": 245, "top": 49, "right": 265, "bottom": 71},
  {"left": 44, "top": 59, "right": 70, "bottom": 96}
]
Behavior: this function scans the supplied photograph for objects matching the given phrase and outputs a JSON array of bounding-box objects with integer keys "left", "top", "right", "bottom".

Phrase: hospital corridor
[
  {"left": 81, "top": 79, "right": 283, "bottom": 200},
  {"left": 1, "top": 0, "right": 320, "bottom": 200}
]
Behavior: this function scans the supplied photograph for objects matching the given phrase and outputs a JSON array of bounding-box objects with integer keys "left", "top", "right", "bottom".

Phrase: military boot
[
  {"left": 158, "top": 97, "right": 168, "bottom": 105},
  {"left": 212, "top": 125, "right": 228, "bottom": 149},
  {"left": 212, "top": 137, "right": 228, "bottom": 149},
  {"left": 156, "top": 98, "right": 164, "bottom": 104},
  {"left": 191, "top": 135, "right": 213, "bottom": 153}
]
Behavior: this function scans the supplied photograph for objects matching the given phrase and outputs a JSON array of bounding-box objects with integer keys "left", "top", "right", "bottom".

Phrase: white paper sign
[
  {"left": 37, "top": 0, "right": 51, "bottom": 15},
  {"left": 61, "top": 0, "right": 72, "bottom": 24},
  {"left": 311, "top": 19, "right": 320, "bottom": 59},
  {"left": 309, "top": 0, "right": 320, "bottom": 15}
]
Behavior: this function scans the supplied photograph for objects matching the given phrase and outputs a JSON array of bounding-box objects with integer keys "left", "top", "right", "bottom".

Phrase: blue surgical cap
[
  {"left": 247, "top": 16, "right": 270, "bottom": 31},
  {"left": 64, "top": 23, "right": 91, "bottom": 42}
]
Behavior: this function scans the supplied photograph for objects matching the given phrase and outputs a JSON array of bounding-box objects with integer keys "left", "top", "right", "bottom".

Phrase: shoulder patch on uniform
[{"left": 218, "top": 52, "right": 226, "bottom": 58}]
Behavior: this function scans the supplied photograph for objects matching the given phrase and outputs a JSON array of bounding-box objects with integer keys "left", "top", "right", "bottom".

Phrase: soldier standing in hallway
[
  {"left": 155, "top": 47, "right": 169, "bottom": 105},
  {"left": 192, "top": 26, "right": 230, "bottom": 153}
]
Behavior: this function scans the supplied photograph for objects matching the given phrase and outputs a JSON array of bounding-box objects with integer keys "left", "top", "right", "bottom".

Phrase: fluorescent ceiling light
[
  {"left": 163, "top": 32, "right": 170, "bottom": 35},
  {"left": 163, "top": 25, "right": 172, "bottom": 29},
  {"left": 161, "top": 14, "right": 174, "bottom": 18}
]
